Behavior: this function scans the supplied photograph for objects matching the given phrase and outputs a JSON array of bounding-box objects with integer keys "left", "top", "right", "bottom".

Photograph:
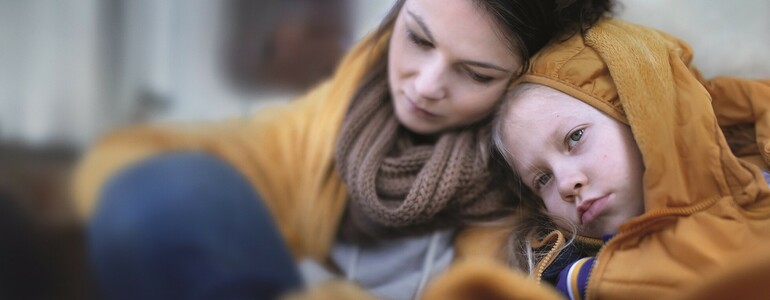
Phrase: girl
[
  {"left": 423, "top": 18, "right": 770, "bottom": 300},
  {"left": 490, "top": 18, "right": 770, "bottom": 299},
  {"left": 74, "top": 1, "right": 613, "bottom": 299}
]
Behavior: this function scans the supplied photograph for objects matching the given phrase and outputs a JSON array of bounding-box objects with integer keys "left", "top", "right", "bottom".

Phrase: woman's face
[{"left": 388, "top": 0, "right": 521, "bottom": 135}]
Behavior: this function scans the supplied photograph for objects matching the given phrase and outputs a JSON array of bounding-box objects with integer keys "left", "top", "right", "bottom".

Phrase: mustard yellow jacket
[
  {"left": 73, "top": 30, "right": 506, "bottom": 271},
  {"left": 424, "top": 19, "right": 770, "bottom": 300}
]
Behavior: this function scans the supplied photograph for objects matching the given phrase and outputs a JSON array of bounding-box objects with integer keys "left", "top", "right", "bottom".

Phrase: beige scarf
[{"left": 335, "top": 70, "right": 511, "bottom": 243}]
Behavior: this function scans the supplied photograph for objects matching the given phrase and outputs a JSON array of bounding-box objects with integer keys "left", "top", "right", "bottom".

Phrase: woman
[{"left": 75, "top": 0, "right": 613, "bottom": 299}]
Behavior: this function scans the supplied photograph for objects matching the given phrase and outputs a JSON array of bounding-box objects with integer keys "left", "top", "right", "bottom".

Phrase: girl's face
[
  {"left": 388, "top": 0, "right": 521, "bottom": 135},
  {"left": 500, "top": 85, "right": 645, "bottom": 238}
]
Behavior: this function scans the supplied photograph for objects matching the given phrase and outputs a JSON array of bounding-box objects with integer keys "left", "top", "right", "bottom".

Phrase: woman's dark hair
[
  {"left": 368, "top": 0, "right": 614, "bottom": 76},
  {"left": 477, "top": 0, "right": 614, "bottom": 75}
]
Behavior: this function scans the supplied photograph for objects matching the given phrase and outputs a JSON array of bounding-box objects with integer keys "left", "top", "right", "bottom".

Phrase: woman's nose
[{"left": 413, "top": 56, "right": 448, "bottom": 100}]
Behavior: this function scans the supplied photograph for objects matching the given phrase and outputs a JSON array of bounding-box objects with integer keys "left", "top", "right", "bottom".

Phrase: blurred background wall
[
  {"left": 0, "top": 0, "right": 394, "bottom": 149},
  {"left": 0, "top": 0, "right": 768, "bottom": 298},
  {"left": 1, "top": 0, "right": 768, "bottom": 151}
]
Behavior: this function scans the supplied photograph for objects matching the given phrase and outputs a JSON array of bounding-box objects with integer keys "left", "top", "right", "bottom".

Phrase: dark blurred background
[{"left": 1, "top": 0, "right": 768, "bottom": 298}]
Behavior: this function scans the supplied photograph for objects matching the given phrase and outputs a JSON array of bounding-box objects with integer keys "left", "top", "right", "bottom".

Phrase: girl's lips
[{"left": 578, "top": 195, "right": 610, "bottom": 225}]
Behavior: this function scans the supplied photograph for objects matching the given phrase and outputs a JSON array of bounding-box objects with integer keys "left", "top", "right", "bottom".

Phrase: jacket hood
[{"left": 516, "top": 18, "right": 769, "bottom": 216}]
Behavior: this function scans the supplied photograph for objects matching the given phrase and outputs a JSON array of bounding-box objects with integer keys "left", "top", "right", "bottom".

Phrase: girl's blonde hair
[{"left": 492, "top": 84, "right": 579, "bottom": 274}]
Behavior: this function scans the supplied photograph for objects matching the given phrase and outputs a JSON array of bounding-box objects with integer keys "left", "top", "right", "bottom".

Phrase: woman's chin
[{"left": 394, "top": 107, "right": 442, "bottom": 135}]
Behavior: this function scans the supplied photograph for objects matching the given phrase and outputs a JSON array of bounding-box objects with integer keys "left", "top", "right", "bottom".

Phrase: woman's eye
[
  {"left": 406, "top": 29, "right": 432, "bottom": 48},
  {"left": 534, "top": 173, "right": 552, "bottom": 190},
  {"left": 567, "top": 129, "right": 584, "bottom": 150},
  {"left": 467, "top": 70, "right": 494, "bottom": 84}
]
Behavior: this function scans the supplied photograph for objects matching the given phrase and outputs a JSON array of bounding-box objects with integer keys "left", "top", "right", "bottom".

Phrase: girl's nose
[{"left": 557, "top": 170, "right": 588, "bottom": 203}]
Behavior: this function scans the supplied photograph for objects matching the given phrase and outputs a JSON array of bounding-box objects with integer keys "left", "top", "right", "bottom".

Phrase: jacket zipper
[{"left": 534, "top": 231, "right": 566, "bottom": 283}]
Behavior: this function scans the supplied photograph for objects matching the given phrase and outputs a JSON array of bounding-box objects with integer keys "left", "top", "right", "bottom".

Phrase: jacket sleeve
[
  {"left": 659, "top": 29, "right": 770, "bottom": 168},
  {"left": 73, "top": 31, "right": 384, "bottom": 260},
  {"left": 72, "top": 78, "right": 354, "bottom": 261},
  {"left": 700, "top": 76, "right": 770, "bottom": 167},
  {"left": 72, "top": 80, "right": 334, "bottom": 220}
]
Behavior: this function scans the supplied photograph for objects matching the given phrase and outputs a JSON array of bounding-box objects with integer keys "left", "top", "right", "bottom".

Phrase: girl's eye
[
  {"left": 406, "top": 29, "right": 432, "bottom": 48},
  {"left": 567, "top": 128, "right": 584, "bottom": 150},
  {"left": 467, "top": 70, "right": 494, "bottom": 84},
  {"left": 534, "top": 173, "right": 552, "bottom": 191}
]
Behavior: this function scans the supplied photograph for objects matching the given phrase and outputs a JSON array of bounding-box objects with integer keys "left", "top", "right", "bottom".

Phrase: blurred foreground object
[
  {"left": 678, "top": 249, "right": 770, "bottom": 300},
  {"left": 281, "top": 280, "right": 377, "bottom": 300}
]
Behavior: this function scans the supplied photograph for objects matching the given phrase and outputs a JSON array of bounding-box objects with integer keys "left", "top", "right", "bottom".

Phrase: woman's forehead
[{"left": 402, "top": 0, "right": 519, "bottom": 68}]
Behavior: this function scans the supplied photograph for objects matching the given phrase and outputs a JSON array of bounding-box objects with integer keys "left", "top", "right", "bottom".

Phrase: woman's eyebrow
[
  {"left": 407, "top": 9, "right": 435, "bottom": 42},
  {"left": 460, "top": 60, "right": 511, "bottom": 73},
  {"left": 407, "top": 8, "right": 512, "bottom": 74}
]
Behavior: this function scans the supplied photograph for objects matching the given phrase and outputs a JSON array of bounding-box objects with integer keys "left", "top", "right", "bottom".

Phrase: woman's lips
[
  {"left": 578, "top": 195, "right": 610, "bottom": 225},
  {"left": 405, "top": 95, "right": 438, "bottom": 118}
]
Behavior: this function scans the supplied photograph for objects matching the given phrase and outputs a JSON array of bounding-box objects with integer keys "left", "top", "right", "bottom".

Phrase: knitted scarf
[{"left": 335, "top": 72, "right": 511, "bottom": 243}]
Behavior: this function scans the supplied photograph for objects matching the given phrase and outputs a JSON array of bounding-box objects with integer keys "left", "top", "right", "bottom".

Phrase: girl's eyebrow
[
  {"left": 520, "top": 118, "right": 569, "bottom": 182},
  {"left": 521, "top": 164, "right": 539, "bottom": 186}
]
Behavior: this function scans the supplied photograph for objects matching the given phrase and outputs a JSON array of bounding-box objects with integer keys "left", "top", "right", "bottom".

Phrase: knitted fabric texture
[{"left": 335, "top": 69, "right": 509, "bottom": 242}]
